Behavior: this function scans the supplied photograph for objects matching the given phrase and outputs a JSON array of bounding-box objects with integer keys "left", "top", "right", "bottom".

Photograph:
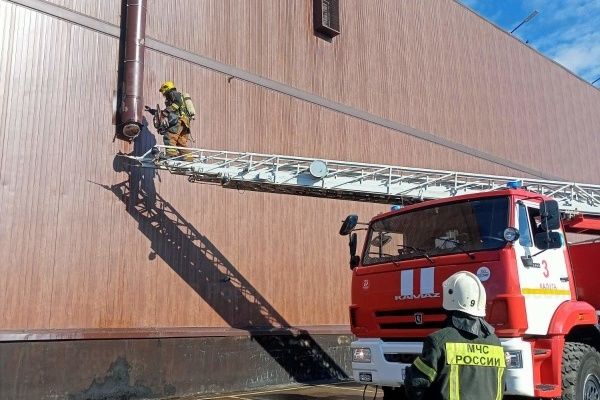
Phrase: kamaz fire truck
[
  {"left": 342, "top": 186, "right": 600, "bottom": 399},
  {"left": 130, "top": 146, "right": 600, "bottom": 399}
]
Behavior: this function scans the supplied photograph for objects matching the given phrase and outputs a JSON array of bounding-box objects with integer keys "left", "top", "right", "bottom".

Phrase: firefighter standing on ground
[
  {"left": 145, "top": 80, "right": 196, "bottom": 160},
  {"left": 404, "top": 271, "right": 505, "bottom": 400}
]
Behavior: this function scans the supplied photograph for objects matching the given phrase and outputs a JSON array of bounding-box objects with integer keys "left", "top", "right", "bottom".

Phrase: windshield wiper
[
  {"left": 397, "top": 244, "right": 434, "bottom": 264},
  {"left": 437, "top": 238, "right": 475, "bottom": 260}
]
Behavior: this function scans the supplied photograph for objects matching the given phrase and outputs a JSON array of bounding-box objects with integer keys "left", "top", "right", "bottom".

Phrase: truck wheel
[
  {"left": 382, "top": 386, "right": 408, "bottom": 400},
  {"left": 562, "top": 342, "right": 600, "bottom": 400}
]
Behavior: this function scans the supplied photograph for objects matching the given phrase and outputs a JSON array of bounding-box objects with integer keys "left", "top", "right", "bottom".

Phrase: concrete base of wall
[{"left": 0, "top": 333, "right": 354, "bottom": 400}]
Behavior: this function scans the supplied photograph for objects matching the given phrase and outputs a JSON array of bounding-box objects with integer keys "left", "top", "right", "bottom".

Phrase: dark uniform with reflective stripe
[{"left": 405, "top": 312, "right": 505, "bottom": 400}]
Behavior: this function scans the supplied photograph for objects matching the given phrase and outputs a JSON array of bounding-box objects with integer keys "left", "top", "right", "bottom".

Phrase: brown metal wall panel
[
  {"left": 0, "top": 1, "right": 598, "bottom": 333},
  {"left": 42, "top": 0, "right": 121, "bottom": 25},
  {"left": 144, "top": 0, "right": 600, "bottom": 183},
  {"left": 1, "top": 3, "right": 75, "bottom": 328}
]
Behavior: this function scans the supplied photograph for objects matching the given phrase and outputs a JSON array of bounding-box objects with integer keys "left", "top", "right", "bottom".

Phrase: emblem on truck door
[
  {"left": 415, "top": 313, "right": 424, "bottom": 325},
  {"left": 476, "top": 266, "right": 491, "bottom": 282}
]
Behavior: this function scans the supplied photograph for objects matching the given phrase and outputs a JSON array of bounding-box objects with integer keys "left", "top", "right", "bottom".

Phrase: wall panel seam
[{"left": 0, "top": 325, "right": 353, "bottom": 341}]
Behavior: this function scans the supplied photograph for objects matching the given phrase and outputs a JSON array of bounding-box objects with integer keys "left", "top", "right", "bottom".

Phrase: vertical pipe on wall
[{"left": 120, "top": 0, "right": 147, "bottom": 139}]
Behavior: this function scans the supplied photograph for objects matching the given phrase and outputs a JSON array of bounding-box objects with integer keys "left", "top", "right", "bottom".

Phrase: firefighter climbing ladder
[{"left": 126, "top": 145, "right": 600, "bottom": 216}]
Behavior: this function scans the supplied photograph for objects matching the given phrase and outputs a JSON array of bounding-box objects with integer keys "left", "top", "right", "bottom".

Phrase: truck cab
[{"left": 344, "top": 188, "right": 600, "bottom": 399}]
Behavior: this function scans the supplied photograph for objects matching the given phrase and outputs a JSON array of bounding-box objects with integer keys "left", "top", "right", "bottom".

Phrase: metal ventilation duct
[{"left": 120, "top": 0, "right": 147, "bottom": 139}]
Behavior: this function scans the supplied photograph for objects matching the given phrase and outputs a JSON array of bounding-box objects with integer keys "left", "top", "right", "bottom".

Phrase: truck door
[{"left": 513, "top": 201, "right": 572, "bottom": 335}]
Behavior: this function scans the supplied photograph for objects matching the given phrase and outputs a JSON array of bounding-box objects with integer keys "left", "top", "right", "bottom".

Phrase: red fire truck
[
  {"left": 134, "top": 147, "right": 600, "bottom": 398},
  {"left": 341, "top": 186, "right": 600, "bottom": 399}
]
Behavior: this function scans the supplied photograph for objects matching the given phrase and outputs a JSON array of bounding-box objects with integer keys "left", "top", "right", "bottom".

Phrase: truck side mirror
[
  {"left": 540, "top": 200, "right": 560, "bottom": 231},
  {"left": 534, "top": 231, "right": 563, "bottom": 250},
  {"left": 350, "top": 232, "right": 358, "bottom": 256},
  {"left": 349, "top": 233, "right": 360, "bottom": 269},
  {"left": 340, "top": 214, "right": 358, "bottom": 236}
]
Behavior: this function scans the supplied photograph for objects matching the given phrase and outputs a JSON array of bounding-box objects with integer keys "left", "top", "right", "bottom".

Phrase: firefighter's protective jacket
[
  {"left": 164, "top": 89, "right": 191, "bottom": 128},
  {"left": 404, "top": 312, "right": 505, "bottom": 400},
  {"left": 164, "top": 89, "right": 184, "bottom": 110}
]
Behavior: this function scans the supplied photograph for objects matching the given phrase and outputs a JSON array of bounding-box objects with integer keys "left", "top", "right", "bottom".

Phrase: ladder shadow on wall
[{"left": 105, "top": 122, "right": 348, "bottom": 383}]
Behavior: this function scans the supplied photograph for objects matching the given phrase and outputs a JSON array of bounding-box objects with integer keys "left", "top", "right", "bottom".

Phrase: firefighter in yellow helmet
[
  {"left": 149, "top": 81, "right": 196, "bottom": 160},
  {"left": 402, "top": 271, "right": 505, "bottom": 400},
  {"left": 159, "top": 81, "right": 196, "bottom": 122}
]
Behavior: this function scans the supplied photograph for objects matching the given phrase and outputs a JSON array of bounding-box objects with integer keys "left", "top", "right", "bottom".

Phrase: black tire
[
  {"left": 382, "top": 386, "right": 408, "bottom": 400},
  {"left": 562, "top": 342, "right": 600, "bottom": 400}
]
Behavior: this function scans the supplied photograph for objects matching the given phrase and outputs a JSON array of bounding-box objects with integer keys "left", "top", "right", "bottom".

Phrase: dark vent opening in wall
[{"left": 313, "top": 0, "right": 340, "bottom": 38}]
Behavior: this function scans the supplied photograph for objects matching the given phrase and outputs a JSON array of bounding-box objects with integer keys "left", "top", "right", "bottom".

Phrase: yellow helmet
[{"left": 159, "top": 80, "right": 175, "bottom": 94}]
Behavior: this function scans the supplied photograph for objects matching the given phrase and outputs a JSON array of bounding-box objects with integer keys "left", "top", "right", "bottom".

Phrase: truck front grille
[
  {"left": 375, "top": 307, "right": 447, "bottom": 331},
  {"left": 383, "top": 353, "right": 419, "bottom": 363}
]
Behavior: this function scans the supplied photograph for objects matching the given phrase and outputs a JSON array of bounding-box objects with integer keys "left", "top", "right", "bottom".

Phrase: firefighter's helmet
[
  {"left": 442, "top": 271, "right": 486, "bottom": 317},
  {"left": 159, "top": 80, "right": 175, "bottom": 94}
]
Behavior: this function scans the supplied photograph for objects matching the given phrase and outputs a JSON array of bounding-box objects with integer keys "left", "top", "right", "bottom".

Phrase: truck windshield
[{"left": 363, "top": 196, "right": 509, "bottom": 266}]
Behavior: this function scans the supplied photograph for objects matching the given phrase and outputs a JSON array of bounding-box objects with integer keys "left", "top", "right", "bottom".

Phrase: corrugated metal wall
[
  {"left": 0, "top": 0, "right": 599, "bottom": 333},
  {"left": 144, "top": 0, "right": 600, "bottom": 181}
]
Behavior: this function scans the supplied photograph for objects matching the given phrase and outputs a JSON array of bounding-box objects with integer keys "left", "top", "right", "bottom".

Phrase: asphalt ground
[{"left": 183, "top": 382, "right": 383, "bottom": 400}]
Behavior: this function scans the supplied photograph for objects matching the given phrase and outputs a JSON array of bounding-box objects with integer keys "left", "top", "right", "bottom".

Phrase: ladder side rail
[
  {"left": 149, "top": 146, "right": 600, "bottom": 190},
  {"left": 149, "top": 145, "right": 600, "bottom": 188},
  {"left": 132, "top": 146, "right": 600, "bottom": 216},
  {"left": 396, "top": 173, "right": 455, "bottom": 196}
]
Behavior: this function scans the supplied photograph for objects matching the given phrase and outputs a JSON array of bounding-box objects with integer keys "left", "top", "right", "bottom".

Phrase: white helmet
[{"left": 442, "top": 271, "right": 487, "bottom": 317}]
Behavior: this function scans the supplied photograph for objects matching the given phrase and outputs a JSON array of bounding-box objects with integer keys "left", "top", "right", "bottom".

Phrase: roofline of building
[{"left": 453, "top": 0, "right": 600, "bottom": 92}]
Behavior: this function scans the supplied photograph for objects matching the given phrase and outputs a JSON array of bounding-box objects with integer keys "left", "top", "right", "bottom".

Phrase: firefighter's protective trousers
[
  {"left": 404, "top": 313, "right": 505, "bottom": 400},
  {"left": 163, "top": 124, "right": 191, "bottom": 160},
  {"left": 164, "top": 130, "right": 190, "bottom": 156}
]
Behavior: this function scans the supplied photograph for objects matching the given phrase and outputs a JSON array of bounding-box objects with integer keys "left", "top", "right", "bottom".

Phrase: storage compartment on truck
[{"left": 569, "top": 242, "right": 600, "bottom": 307}]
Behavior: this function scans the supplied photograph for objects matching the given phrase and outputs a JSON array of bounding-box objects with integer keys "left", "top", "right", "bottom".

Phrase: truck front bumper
[
  {"left": 351, "top": 339, "right": 422, "bottom": 387},
  {"left": 351, "top": 337, "right": 535, "bottom": 396}
]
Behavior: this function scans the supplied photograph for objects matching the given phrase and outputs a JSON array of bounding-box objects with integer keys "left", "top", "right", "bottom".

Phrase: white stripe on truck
[
  {"left": 401, "top": 270, "right": 414, "bottom": 296},
  {"left": 420, "top": 267, "right": 435, "bottom": 295},
  {"left": 400, "top": 268, "right": 436, "bottom": 297}
]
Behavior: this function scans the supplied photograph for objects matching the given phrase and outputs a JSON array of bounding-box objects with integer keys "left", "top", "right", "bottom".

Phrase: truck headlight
[
  {"left": 505, "top": 350, "right": 523, "bottom": 369},
  {"left": 353, "top": 348, "right": 372, "bottom": 363}
]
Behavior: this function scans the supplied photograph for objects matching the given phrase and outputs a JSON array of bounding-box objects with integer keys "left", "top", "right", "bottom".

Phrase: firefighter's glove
[
  {"left": 404, "top": 366, "right": 431, "bottom": 400},
  {"left": 144, "top": 105, "right": 157, "bottom": 115}
]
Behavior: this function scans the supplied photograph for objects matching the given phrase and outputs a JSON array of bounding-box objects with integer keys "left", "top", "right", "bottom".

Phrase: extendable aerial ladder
[{"left": 126, "top": 145, "right": 600, "bottom": 220}]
